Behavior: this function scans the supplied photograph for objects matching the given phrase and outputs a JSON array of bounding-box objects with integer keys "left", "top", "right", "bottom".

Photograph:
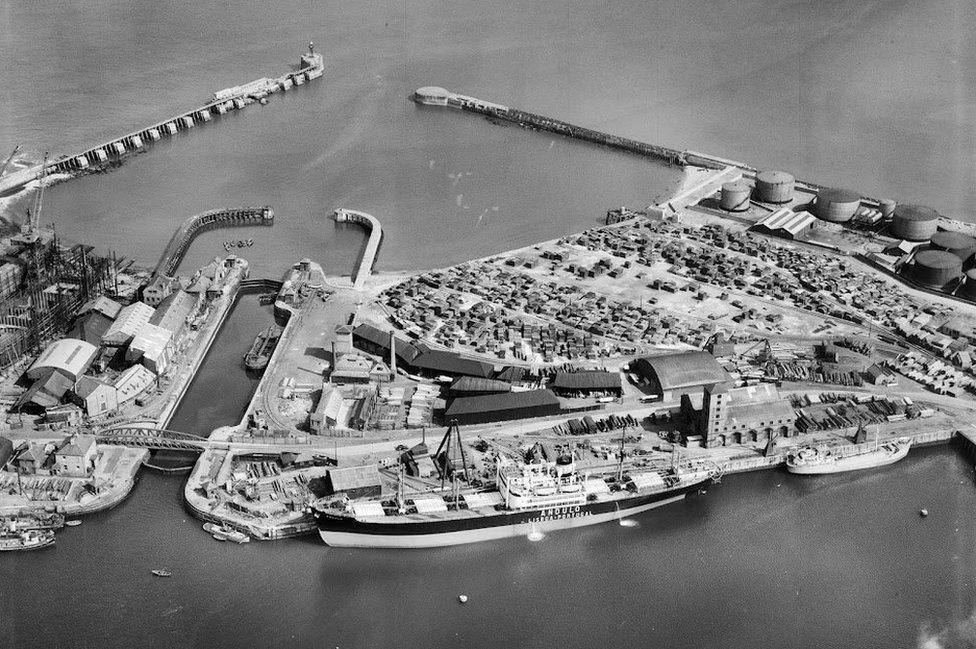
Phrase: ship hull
[
  {"left": 787, "top": 444, "right": 910, "bottom": 475},
  {"left": 316, "top": 480, "right": 705, "bottom": 548}
]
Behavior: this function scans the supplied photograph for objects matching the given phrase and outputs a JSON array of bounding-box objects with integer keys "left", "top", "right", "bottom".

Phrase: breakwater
[
  {"left": 333, "top": 208, "right": 383, "bottom": 290},
  {"left": 154, "top": 206, "right": 273, "bottom": 277},
  {"left": 0, "top": 44, "right": 324, "bottom": 198}
]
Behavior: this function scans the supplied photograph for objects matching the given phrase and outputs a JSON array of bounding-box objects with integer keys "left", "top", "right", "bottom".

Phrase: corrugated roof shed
[
  {"left": 550, "top": 370, "right": 621, "bottom": 391},
  {"left": 149, "top": 290, "right": 196, "bottom": 335},
  {"left": 69, "top": 312, "right": 114, "bottom": 346},
  {"left": 327, "top": 465, "right": 382, "bottom": 491},
  {"left": 26, "top": 338, "right": 99, "bottom": 382},
  {"left": 634, "top": 351, "right": 730, "bottom": 392},
  {"left": 103, "top": 301, "right": 155, "bottom": 346},
  {"left": 448, "top": 376, "right": 512, "bottom": 395},
  {"left": 412, "top": 350, "right": 493, "bottom": 378},
  {"left": 445, "top": 389, "right": 560, "bottom": 417}
]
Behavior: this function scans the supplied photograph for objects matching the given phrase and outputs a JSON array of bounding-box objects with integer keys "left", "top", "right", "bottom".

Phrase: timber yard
[{"left": 3, "top": 45, "right": 976, "bottom": 555}]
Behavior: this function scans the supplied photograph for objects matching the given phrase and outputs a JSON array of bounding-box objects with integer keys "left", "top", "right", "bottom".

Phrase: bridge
[
  {"left": 95, "top": 425, "right": 211, "bottom": 452},
  {"left": 154, "top": 206, "right": 274, "bottom": 277},
  {"left": 333, "top": 208, "right": 382, "bottom": 290}
]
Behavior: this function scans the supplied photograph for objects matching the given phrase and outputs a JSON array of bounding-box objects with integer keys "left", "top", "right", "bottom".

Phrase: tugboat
[
  {"left": 244, "top": 325, "right": 283, "bottom": 371},
  {"left": 311, "top": 424, "right": 718, "bottom": 549},
  {"left": 1, "top": 511, "right": 65, "bottom": 531},
  {"left": 203, "top": 522, "right": 250, "bottom": 544},
  {"left": 787, "top": 433, "right": 912, "bottom": 475},
  {"left": 0, "top": 529, "right": 56, "bottom": 551}
]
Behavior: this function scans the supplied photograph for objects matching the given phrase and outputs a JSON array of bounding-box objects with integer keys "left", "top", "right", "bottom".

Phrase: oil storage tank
[
  {"left": 906, "top": 249, "right": 962, "bottom": 288},
  {"left": 929, "top": 230, "right": 976, "bottom": 262},
  {"left": 960, "top": 269, "right": 976, "bottom": 301},
  {"left": 755, "top": 171, "right": 795, "bottom": 204},
  {"left": 891, "top": 204, "right": 940, "bottom": 241},
  {"left": 720, "top": 181, "right": 751, "bottom": 211},
  {"left": 814, "top": 188, "right": 860, "bottom": 223}
]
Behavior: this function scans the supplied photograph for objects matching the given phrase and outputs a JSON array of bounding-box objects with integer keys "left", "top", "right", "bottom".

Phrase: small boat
[
  {"left": 0, "top": 530, "right": 55, "bottom": 551},
  {"left": 245, "top": 238, "right": 253, "bottom": 247},
  {"left": 151, "top": 569, "right": 172, "bottom": 578},
  {"left": 65, "top": 520, "right": 82, "bottom": 527},
  {"left": 244, "top": 325, "right": 283, "bottom": 371},
  {"left": 205, "top": 522, "right": 249, "bottom": 543},
  {"left": 1, "top": 511, "right": 65, "bottom": 531}
]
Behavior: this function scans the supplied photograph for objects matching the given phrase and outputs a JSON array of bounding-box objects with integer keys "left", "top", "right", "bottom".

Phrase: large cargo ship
[
  {"left": 786, "top": 437, "right": 911, "bottom": 475},
  {"left": 312, "top": 454, "right": 716, "bottom": 549}
]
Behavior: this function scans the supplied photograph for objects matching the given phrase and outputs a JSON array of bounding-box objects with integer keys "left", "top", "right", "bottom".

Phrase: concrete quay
[{"left": 333, "top": 208, "right": 383, "bottom": 291}]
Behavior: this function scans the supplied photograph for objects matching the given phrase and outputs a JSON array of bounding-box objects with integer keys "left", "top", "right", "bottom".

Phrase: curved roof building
[
  {"left": 26, "top": 338, "right": 99, "bottom": 383},
  {"left": 633, "top": 351, "right": 730, "bottom": 397}
]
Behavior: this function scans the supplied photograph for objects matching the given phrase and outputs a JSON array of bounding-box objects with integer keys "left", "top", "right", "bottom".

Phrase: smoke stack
[{"left": 389, "top": 331, "right": 397, "bottom": 376}]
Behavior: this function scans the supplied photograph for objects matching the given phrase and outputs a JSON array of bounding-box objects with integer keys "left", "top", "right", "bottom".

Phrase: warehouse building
[
  {"left": 324, "top": 465, "right": 383, "bottom": 500},
  {"left": 632, "top": 351, "right": 730, "bottom": 401},
  {"left": 352, "top": 323, "right": 493, "bottom": 379},
  {"left": 692, "top": 382, "right": 795, "bottom": 447},
  {"left": 548, "top": 370, "right": 622, "bottom": 397},
  {"left": 149, "top": 290, "right": 196, "bottom": 343},
  {"left": 26, "top": 338, "right": 99, "bottom": 383},
  {"left": 126, "top": 323, "right": 174, "bottom": 375},
  {"left": 102, "top": 301, "right": 155, "bottom": 347},
  {"left": 444, "top": 389, "right": 561, "bottom": 425},
  {"left": 447, "top": 376, "right": 512, "bottom": 398}
]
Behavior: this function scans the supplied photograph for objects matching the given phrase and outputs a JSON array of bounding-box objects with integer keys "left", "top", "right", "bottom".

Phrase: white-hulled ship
[
  {"left": 786, "top": 436, "right": 911, "bottom": 475},
  {"left": 311, "top": 452, "right": 717, "bottom": 549}
]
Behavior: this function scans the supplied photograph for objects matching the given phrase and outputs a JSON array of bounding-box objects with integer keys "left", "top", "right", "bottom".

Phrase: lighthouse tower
[{"left": 300, "top": 40, "right": 324, "bottom": 73}]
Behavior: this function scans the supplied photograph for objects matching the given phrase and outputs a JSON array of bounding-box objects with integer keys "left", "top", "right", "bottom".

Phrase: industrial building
[
  {"left": 444, "top": 389, "right": 561, "bottom": 425},
  {"left": 149, "top": 290, "right": 196, "bottom": 343},
  {"left": 751, "top": 208, "right": 816, "bottom": 240},
  {"left": 102, "top": 301, "right": 155, "bottom": 347},
  {"left": 548, "top": 370, "right": 622, "bottom": 397},
  {"left": 126, "top": 323, "right": 174, "bottom": 375},
  {"left": 26, "top": 338, "right": 98, "bottom": 383},
  {"left": 323, "top": 465, "right": 383, "bottom": 500},
  {"left": 446, "top": 376, "right": 512, "bottom": 398},
  {"left": 631, "top": 351, "right": 730, "bottom": 400},
  {"left": 352, "top": 323, "right": 494, "bottom": 379},
  {"left": 686, "top": 382, "right": 796, "bottom": 447},
  {"left": 70, "top": 376, "right": 119, "bottom": 415}
]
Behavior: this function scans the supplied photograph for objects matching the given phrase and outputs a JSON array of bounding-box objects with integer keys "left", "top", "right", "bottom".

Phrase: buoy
[
  {"left": 458, "top": 594, "right": 468, "bottom": 604},
  {"left": 920, "top": 509, "right": 929, "bottom": 517}
]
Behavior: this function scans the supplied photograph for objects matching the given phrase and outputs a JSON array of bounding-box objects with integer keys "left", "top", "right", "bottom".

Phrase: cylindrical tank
[
  {"left": 906, "top": 249, "right": 962, "bottom": 288},
  {"left": 815, "top": 188, "right": 861, "bottom": 223},
  {"left": 891, "top": 204, "right": 940, "bottom": 241},
  {"left": 930, "top": 230, "right": 976, "bottom": 262},
  {"left": 961, "top": 269, "right": 976, "bottom": 301},
  {"left": 755, "top": 171, "right": 795, "bottom": 204},
  {"left": 879, "top": 199, "right": 896, "bottom": 219},
  {"left": 720, "top": 181, "right": 751, "bottom": 211}
]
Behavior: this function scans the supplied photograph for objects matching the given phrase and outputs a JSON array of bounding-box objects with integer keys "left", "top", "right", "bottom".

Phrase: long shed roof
[
  {"left": 634, "top": 351, "right": 729, "bottom": 391},
  {"left": 445, "top": 389, "right": 560, "bottom": 417}
]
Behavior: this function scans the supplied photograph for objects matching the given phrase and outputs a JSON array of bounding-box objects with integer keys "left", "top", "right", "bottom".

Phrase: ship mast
[{"left": 396, "top": 462, "right": 406, "bottom": 514}]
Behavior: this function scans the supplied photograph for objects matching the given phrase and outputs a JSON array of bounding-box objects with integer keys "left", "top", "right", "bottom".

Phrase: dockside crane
[
  {"left": 0, "top": 145, "right": 20, "bottom": 178},
  {"left": 23, "top": 152, "right": 48, "bottom": 240}
]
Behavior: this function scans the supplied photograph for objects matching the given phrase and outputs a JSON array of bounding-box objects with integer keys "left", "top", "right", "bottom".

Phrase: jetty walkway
[
  {"left": 333, "top": 208, "right": 382, "bottom": 290},
  {"left": 411, "top": 86, "right": 846, "bottom": 200},
  {"left": 0, "top": 47, "right": 324, "bottom": 198}
]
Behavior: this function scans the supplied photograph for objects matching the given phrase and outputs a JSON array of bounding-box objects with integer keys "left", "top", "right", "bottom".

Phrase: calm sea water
[{"left": 2, "top": 1, "right": 976, "bottom": 647}]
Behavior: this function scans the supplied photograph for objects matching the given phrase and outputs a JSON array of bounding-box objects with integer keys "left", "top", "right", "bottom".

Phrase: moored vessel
[
  {"left": 244, "top": 325, "right": 282, "bottom": 371},
  {"left": 312, "top": 452, "right": 716, "bottom": 549},
  {"left": 0, "top": 529, "right": 56, "bottom": 552},
  {"left": 786, "top": 436, "right": 911, "bottom": 475}
]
